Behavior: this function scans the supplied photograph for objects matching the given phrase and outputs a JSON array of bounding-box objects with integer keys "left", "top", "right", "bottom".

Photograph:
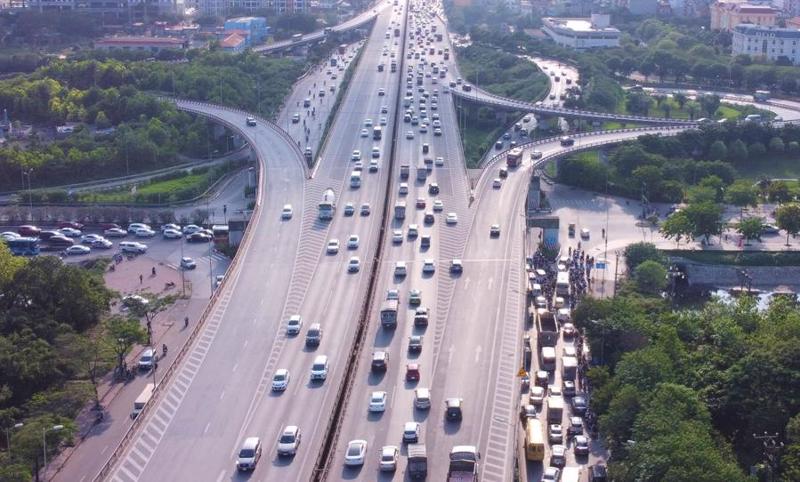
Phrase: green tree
[
  {"left": 661, "top": 211, "right": 693, "bottom": 247},
  {"left": 728, "top": 139, "right": 749, "bottom": 162},
  {"left": 0, "top": 244, "right": 26, "bottom": 286},
  {"left": 736, "top": 216, "right": 764, "bottom": 243},
  {"left": 684, "top": 202, "right": 724, "bottom": 243},
  {"left": 94, "top": 110, "right": 111, "bottom": 129},
  {"left": 708, "top": 140, "right": 727, "bottom": 160},
  {"left": 624, "top": 242, "right": 666, "bottom": 273},
  {"left": 748, "top": 142, "right": 767, "bottom": 159},
  {"left": 767, "top": 181, "right": 792, "bottom": 203},
  {"left": 699, "top": 94, "right": 721, "bottom": 117},
  {"left": 768, "top": 136, "right": 785, "bottom": 153},
  {"left": 686, "top": 101, "right": 700, "bottom": 120},
  {"left": 725, "top": 180, "right": 758, "bottom": 219},
  {"left": 673, "top": 92, "right": 687, "bottom": 110},
  {"left": 633, "top": 260, "right": 668, "bottom": 295},
  {"left": 775, "top": 203, "right": 800, "bottom": 246},
  {"left": 106, "top": 316, "right": 147, "bottom": 373}
]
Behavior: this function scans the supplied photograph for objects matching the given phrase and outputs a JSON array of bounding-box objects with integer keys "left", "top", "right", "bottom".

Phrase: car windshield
[
  {"left": 381, "top": 453, "right": 394, "bottom": 461},
  {"left": 347, "top": 444, "right": 362, "bottom": 456},
  {"left": 274, "top": 373, "right": 285, "bottom": 381},
  {"left": 239, "top": 448, "right": 255, "bottom": 458},
  {"left": 279, "top": 434, "right": 295, "bottom": 443},
  {"left": 312, "top": 363, "right": 325, "bottom": 370}
]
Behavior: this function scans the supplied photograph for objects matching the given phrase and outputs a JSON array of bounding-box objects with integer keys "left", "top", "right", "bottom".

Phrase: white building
[
  {"left": 732, "top": 23, "right": 800, "bottom": 65},
  {"left": 541, "top": 14, "right": 620, "bottom": 49}
]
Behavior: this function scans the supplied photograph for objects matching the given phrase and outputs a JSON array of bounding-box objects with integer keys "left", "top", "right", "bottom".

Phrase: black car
[
  {"left": 428, "top": 183, "right": 439, "bottom": 195},
  {"left": 572, "top": 395, "right": 588, "bottom": 415},
  {"left": 45, "top": 235, "right": 75, "bottom": 250},
  {"left": 424, "top": 212, "right": 435, "bottom": 225},
  {"left": 408, "top": 335, "right": 423, "bottom": 353},
  {"left": 187, "top": 232, "right": 212, "bottom": 243},
  {"left": 38, "top": 230, "right": 61, "bottom": 241},
  {"left": 445, "top": 398, "right": 463, "bottom": 421},
  {"left": 371, "top": 351, "right": 389, "bottom": 372},
  {"left": 590, "top": 463, "right": 608, "bottom": 482}
]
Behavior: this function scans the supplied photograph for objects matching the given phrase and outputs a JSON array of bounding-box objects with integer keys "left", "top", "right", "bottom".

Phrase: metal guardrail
[
  {"left": 452, "top": 88, "right": 698, "bottom": 125},
  {"left": 91, "top": 102, "right": 301, "bottom": 482}
]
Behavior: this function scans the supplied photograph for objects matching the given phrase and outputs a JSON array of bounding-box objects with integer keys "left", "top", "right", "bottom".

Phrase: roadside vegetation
[
  {"left": 453, "top": 45, "right": 548, "bottom": 167},
  {"left": 0, "top": 246, "right": 144, "bottom": 481},
  {"left": 0, "top": 52, "right": 303, "bottom": 192},
  {"left": 571, "top": 241, "right": 800, "bottom": 481},
  {"left": 557, "top": 122, "right": 800, "bottom": 203}
]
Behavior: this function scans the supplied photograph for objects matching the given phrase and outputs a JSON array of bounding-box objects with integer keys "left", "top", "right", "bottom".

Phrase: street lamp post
[
  {"left": 5, "top": 422, "right": 23, "bottom": 454},
  {"left": 42, "top": 424, "right": 64, "bottom": 480},
  {"left": 22, "top": 168, "right": 33, "bottom": 220}
]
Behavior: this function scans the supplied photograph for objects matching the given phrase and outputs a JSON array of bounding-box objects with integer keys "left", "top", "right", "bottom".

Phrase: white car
[
  {"left": 433, "top": 200, "right": 444, "bottom": 211},
  {"left": 348, "top": 256, "right": 361, "bottom": 272},
  {"left": 182, "top": 224, "right": 201, "bottom": 235},
  {"left": 286, "top": 315, "right": 302, "bottom": 335},
  {"left": 380, "top": 117, "right": 387, "bottom": 125},
  {"left": 180, "top": 257, "right": 196, "bottom": 269},
  {"left": 135, "top": 228, "right": 156, "bottom": 238},
  {"left": 347, "top": 235, "right": 360, "bottom": 249},
  {"left": 530, "top": 386, "right": 545, "bottom": 405},
  {"left": 369, "top": 159, "right": 379, "bottom": 172},
  {"left": 59, "top": 227, "right": 82, "bottom": 237},
  {"left": 276, "top": 425, "right": 301, "bottom": 456},
  {"left": 162, "top": 228, "right": 182, "bottom": 239},
  {"left": 364, "top": 118, "right": 373, "bottom": 127},
  {"left": 81, "top": 233, "right": 103, "bottom": 244},
  {"left": 103, "top": 227, "right": 127, "bottom": 238},
  {"left": 351, "top": 150, "right": 362, "bottom": 161},
  {"left": 161, "top": 223, "right": 180, "bottom": 232},
  {"left": 492, "top": 178, "right": 502, "bottom": 189},
  {"left": 402, "top": 422, "right": 420, "bottom": 443},
  {"left": 386, "top": 289, "right": 400, "bottom": 300},
  {"left": 406, "top": 130, "right": 415, "bottom": 139},
  {"left": 399, "top": 183, "right": 409, "bottom": 195},
  {"left": 408, "top": 224, "right": 419, "bottom": 238},
  {"left": 1, "top": 231, "right": 20, "bottom": 241},
  {"left": 281, "top": 204, "right": 293, "bottom": 219},
  {"left": 378, "top": 88, "right": 385, "bottom": 96},
  {"left": 360, "top": 128, "right": 369, "bottom": 137},
  {"left": 379, "top": 445, "right": 399, "bottom": 472},
  {"left": 271, "top": 368, "right": 290, "bottom": 391},
  {"left": 327, "top": 239, "right": 340, "bottom": 254},
  {"left": 65, "top": 245, "right": 90, "bottom": 255},
  {"left": 542, "top": 467, "right": 561, "bottom": 482},
  {"left": 422, "top": 259, "right": 436, "bottom": 273},
  {"left": 392, "top": 230, "right": 403, "bottom": 243},
  {"left": 91, "top": 238, "right": 113, "bottom": 249},
  {"left": 344, "top": 440, "right": 368, "bottom": 466},
  {"left": 127, "top": 223, "right": 151, "bottom": 234},
  {"left": 368, "top": 391, "right": 387, "bottom": 412},
  {"left": 435, "top": 156, "right": 444, "bottom": 166},
  {"left": 446, "top": 212, "right": 458, "bottom": 224},
  {"left": 581, "top": 228, "right": 591, "bottom": 239}
]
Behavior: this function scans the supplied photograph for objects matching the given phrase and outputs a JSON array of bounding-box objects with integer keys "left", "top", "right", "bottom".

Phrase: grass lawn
[
  {"left": 663, "top": 249, "right": 800, "bottom": 266},
  {"left": 79, "top": 173, "right": 210, "bottom": 203},
  {"left": 734, "top": 155, "right": 800, "bottom": 182}
]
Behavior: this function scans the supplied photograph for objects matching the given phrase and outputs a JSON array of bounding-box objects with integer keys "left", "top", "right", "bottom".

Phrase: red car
[
  {"left": 97, "top": 222, "right": 121, "bottom": 230},
  {"left": 57, "top": 221, "right": 84, "bottom": 230},
  {"left": 18, "top": 225, "right": 40, "bottom": 237},
  {"left": 406, "top": 363, "right": 420, "bottom": 382}
]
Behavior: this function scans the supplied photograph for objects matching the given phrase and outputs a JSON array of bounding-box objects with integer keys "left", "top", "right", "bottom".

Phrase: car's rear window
[{"left": 347, "top": 445, "right": 361, "bottom": 456}]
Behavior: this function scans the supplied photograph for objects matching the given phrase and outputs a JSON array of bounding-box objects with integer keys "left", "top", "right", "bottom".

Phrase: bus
[
  {"left": 506, "top": 147, "right": 523, "bottom": 168},
  {"left": 6, "top": 237, "right": 40, "bottom": 256},
  {"left": 524, "top": 418, "right": 545, "bottom": 461},
  {"left": 753, "top": 90, "right": 771, "bottom": 102},
  {"left": 319, "top": 188, "right": 336, "bottom": 220}
]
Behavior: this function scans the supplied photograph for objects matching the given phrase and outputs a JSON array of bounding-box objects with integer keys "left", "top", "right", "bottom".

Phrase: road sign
[{"left": 517, "top": 368, "right": 528, "bottom": 377}]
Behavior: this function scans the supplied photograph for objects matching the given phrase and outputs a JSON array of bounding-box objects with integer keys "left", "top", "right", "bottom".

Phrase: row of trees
[
  {"left": 574, "top": 242, "right": 800, "bottom": 480},
  {"left": 455, "top": 44, "right": 550, "bottom": 102},
  {"left": 558, "top": 122, "right": 800, "bottom": 203},
  {"left": 0, "top": 247, "right": 155, "bottom": 480}
]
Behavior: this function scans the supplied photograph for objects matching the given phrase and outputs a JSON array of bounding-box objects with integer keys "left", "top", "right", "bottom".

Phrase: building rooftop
[
  {"left": 221, "top": 33, "right": 246, "bottom": 49},
  {"left": 734, "top": 23, "right": 800, "bottom": 37},
  {"left": 544, "top": 17, "right": 620, "bottom": 33},
  {"left": 96, "top": 36, "right": 184, "bottom": 46},
  {"left": 225, "top": 16, "right": 265, "bottom": 23}
]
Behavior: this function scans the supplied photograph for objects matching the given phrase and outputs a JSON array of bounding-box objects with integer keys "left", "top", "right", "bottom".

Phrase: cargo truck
[
  {"left": 547, "top": 396, "right": 564, "bottom": 423},
  {"left": 318, "top": 188, "right": 335, "bottom": 220},
  {"left": 535, "top": 309, "right": 558, "bottom": 348},
  {"left": 400, "top": 164, "right": 410, "bottom": 179},
  {"left": 541, "top": 346, "right": 556, "bottom": 371},
  {"left": 448, "top": 446, "right": 480, "bottom": 482},
  {"left": 506, "top": 147, "right": 523, "bottom": 167},
  {"left": 380, "top": 300, "right": 399, "bottom": 328},
  {"left": 408, "top": 444, "right": 428, "bottom": 479}
]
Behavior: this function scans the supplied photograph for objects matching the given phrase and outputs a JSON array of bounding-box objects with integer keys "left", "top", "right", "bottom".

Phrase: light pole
[
  {"left": 22, "top": 168, "right": 33, "bottom": 220},
  {"left": 5, "top": 422, "right": 23, "bottom": 454},
  {"left": 42, "top": 424, "right": 64, "bottom": 480}
]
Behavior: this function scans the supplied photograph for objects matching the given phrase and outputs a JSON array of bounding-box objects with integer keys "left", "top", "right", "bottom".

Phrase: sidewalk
[{"left": 47, "top": 256, "right": 209, "bottom": 482}]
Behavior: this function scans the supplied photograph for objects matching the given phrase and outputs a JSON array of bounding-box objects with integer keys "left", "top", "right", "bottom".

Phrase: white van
[
  {"left": 350, "top": 171, "right": 362, "bottom": 188},
  {"left": 119, "top": 241, "right": 148, "bottom": 254},
  {"left": 131, "top": 383, "right": 155, "bottom": 419},
  {"left": 310, "top": 355, "right": 329, "bottom": 381}
]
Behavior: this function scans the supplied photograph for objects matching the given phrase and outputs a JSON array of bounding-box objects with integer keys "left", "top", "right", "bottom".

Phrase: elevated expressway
[
  {"left": 101, "top": 2, "right": 409, "bottom": 481},
  {"left": 254, "top": 0, "right": 390, "bottom": 54}
]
